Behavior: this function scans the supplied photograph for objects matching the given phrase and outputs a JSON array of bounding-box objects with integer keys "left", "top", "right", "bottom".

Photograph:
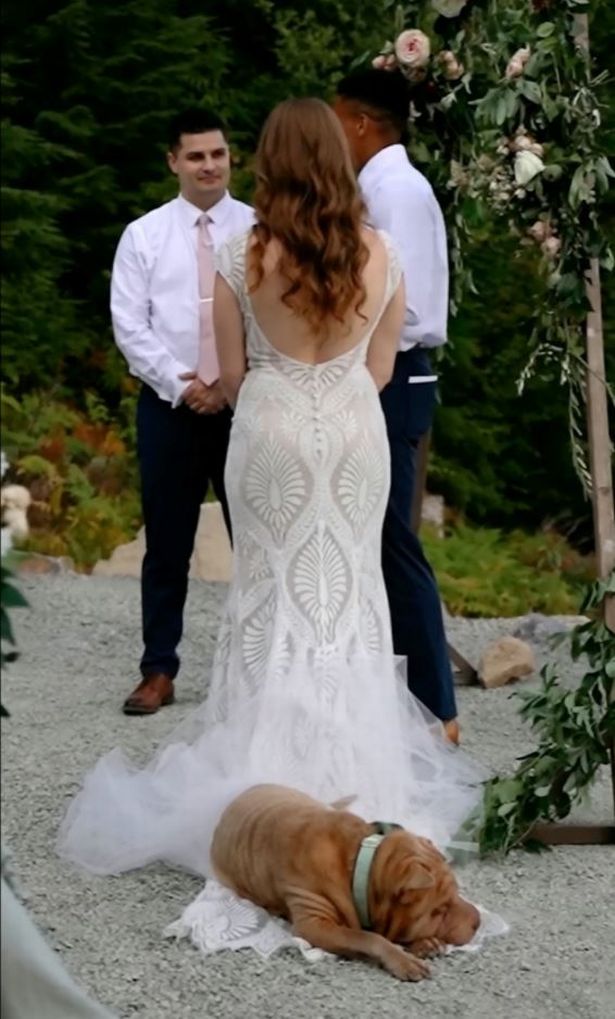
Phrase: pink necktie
[{"left": 197, "top": 214, "right": 220, "bottom": 385}]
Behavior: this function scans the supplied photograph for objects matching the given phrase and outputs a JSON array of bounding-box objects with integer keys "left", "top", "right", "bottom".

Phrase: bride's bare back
[{"left": 246, "top": 227, "right": 398, "bottom": 366}]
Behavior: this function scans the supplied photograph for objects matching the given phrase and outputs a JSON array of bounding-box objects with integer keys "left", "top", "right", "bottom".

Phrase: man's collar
[
  {"left": 358, "top": 144, "right": 409, "bottom": 190},
  {"left": 176, "top": 190, "right": 233, "bottom": 227}
]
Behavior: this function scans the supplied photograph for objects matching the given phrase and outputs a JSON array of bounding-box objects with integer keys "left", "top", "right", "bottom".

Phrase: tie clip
[{"left": 200, "top": 297, "right": 214, "bottom": 303}]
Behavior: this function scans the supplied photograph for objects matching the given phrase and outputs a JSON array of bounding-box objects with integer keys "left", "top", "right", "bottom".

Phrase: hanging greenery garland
[
  {"left": 370, "top": 0, "right": 613, "bottom": 491},
  {"left": 480, "top": 575, "right": 615, "bottom": 854}
]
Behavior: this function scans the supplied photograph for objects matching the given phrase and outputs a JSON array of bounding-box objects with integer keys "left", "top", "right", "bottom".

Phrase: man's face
[
  {"left": 167, "top": 130, "right": 231, "bottom": 209},
  {"left": 331, "top": 97, "right": 364, "bottom": 170}
]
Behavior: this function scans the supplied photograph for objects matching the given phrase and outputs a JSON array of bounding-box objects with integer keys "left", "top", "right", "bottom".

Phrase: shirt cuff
[
  {"left": 169, "top": 364, "right": 195, "bottom": 408},
  {"left": 149, "top": 361, "right": 193, "bottom": 408}
]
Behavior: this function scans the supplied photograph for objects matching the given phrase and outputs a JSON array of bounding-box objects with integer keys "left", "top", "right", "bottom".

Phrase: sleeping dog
[{"left": 211, "top": 784, "right": 479, "bottom": 980}]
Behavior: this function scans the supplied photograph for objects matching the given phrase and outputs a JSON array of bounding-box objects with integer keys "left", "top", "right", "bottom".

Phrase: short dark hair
[
  {"left": 167, "top": 108, "right": 228, "bottom": 151},
  {"left": 335, "top": 69, "right": 410, "bottom": 137}
]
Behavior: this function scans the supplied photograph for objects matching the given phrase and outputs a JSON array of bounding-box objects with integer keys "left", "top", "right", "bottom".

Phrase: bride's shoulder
[
  {"left": 215, "top": 227, "right": 253, "bottom": 295},
  {"left": 220, "top": 226, "right": 253, "bottom": 260},
  {"left": 361, "top": 226, "right": 400, "bottom": 265},
  {"left": 361, "top": 228, "right": 403, "bottom": 294},
  {"left": 361, "top": 225, "right": 395, "bottom": 251}
]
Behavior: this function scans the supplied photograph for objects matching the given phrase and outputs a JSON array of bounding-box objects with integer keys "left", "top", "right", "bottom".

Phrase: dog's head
[{"left": 368, "top": 830, "right": 479, "bottom": 947}]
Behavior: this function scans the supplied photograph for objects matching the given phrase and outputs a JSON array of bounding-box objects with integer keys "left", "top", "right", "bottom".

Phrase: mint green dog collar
[{"left": 351, "top": 822, "right": 403, "bottom": 930}]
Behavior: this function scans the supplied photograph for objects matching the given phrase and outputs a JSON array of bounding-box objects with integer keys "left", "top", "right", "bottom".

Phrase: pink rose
[
  {"left": 528, "top": 220, "right": 550, "bottom": 243},
  {"left": 384, "top": 54, "right": 397, "bottom": 70},
  {"left": 372, "top": 55, "right": 387, "bottom": 69},
  {"left": 505, "top": 47, "right": 531, "bottom": 79},
  {"left": 394, "top": 30, "right": 431, "bottom": 70},
  {"left": 541, "top": 235, "right": 561, "bottom": 258}
]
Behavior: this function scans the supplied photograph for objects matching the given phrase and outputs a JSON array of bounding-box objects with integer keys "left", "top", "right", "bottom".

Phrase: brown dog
[{"left": 210, "top": 784, "right": 480, "bottom": 980}]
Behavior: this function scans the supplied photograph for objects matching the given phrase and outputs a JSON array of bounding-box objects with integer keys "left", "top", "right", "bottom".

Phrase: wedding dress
[{"left": 58, "top": 229, "right": 498, "bottom": 959}]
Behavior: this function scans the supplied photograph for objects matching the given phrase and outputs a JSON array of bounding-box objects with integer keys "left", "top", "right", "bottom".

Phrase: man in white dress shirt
[
  {"left": 334, "top": 70, "right": 458, "bottom": 743},
  {"left": 111, "top": 109, "right": 253, "bottom": 714}
]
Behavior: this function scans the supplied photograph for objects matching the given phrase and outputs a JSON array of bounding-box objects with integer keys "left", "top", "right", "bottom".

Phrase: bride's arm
[
  {"left": 214, "top": 273, "right": 247, "bottom": 408},
  {"left": 366, "top": 279, "right": 406, "bottom": 391}
]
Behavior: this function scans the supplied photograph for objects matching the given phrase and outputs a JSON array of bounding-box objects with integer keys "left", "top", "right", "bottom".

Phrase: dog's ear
[
  {"left": 397, "top": 859, "right": 435, "bottom": 901},
  {"left": 404, "top": 861, "right": 435, "bottom": 890},
  {"left": 329, "top": 795, "right": 356, "bottom": 811}
]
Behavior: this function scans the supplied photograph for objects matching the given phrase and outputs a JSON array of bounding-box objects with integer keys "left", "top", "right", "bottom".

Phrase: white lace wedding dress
[{"left": 58, "top": 230, "right": 501, "bottom": 959}]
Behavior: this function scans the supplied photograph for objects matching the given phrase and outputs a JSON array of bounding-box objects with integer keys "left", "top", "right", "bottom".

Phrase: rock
[
  {"left": 421, "top": 493, "right": 445, "bottom": 537},
  {"left": 513, "top": 613, "right": 588, "bottom": 642},
  {"left": 478, "top": 635, "right": 535, "bottom": 689},
  {"left": 14, "top": 554, "right": 75, "bottom": 576},
  {"left": 93, "top": 501, "right": 232, "bottom": 582}
]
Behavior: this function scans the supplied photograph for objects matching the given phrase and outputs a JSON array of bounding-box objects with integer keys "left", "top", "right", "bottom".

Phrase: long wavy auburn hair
[{"left": 250, "top": 98, "right": 369, "bottom": 334}]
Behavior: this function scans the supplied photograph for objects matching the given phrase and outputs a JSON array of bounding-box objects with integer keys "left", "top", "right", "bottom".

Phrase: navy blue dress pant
[
  {"left": 137, "top": 384, "right": 231, "bottom": 680},
  {"left": 380, "top": 349, "right": 457, "bottom": 722}
]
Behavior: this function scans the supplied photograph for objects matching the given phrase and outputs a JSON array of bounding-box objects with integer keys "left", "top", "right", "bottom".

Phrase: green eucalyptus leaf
[
  {"left": 520, "top": 80, "right": 542, "bottom": 104},
  {"left": 497, "top": 802, "right": 517, "bottom": 818}
]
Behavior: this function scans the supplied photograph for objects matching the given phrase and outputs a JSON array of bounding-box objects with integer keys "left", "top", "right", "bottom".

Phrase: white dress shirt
[
  {"left": 358, "top": 144, "right": 448, "bottom": 350},
  {"left": 111, "top": 192, "right": 254, "bottom": 406}
]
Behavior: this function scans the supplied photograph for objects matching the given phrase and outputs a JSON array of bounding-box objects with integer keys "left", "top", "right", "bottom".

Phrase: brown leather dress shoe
[
  {"left": 443, "top": 719, "right": 460, "bottom": 746},
  {"left": 123, "top": 673, "right": 175, "bottom": 715}
]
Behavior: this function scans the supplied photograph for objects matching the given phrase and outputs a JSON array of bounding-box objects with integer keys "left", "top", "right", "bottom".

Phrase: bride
[{"left": 59, "top": 98, "right": 488, "bottom": 958}]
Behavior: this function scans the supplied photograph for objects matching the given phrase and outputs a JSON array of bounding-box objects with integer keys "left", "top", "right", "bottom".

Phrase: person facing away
[
  {"left": 59, "top": 98, "right": 485, "bottom": 961},
  {"left": 333, "top": 69, "right": 459, "bottom": 744},
  {"left": 111, "top": 109, "right": 254, "bottom": 716}
]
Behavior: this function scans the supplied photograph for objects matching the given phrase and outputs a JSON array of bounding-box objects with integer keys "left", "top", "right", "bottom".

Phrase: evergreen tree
[{"left": 1, "top": 0, "right": 611, "bottom": 536}]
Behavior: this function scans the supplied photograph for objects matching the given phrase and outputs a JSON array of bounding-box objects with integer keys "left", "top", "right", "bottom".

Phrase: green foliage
[
  {"left": 432, "top": 227, "right": 594, "bottom": 534},
  {"left": 422, "top": 522, "right": 593, "bottom": 617},
  {"left": 1, "top": 389, "right": 141, "bottom": 569},
  {"left": 480, "top": 574, "right": 615, "bottom": 854},
  {"left": 1, "top": 563, "right": 28, "bottom": 717}
]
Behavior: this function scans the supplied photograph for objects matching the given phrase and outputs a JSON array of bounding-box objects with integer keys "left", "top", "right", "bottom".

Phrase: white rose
[
  {"left": 506, "top": 59, "right": 524, "bottom": 79},
  {"left": 432, "top": 0, "right": 468, "bottom": 16},
  {"left": 384, "top": 54, "right": 397, "bottom": 70},
  {"left": 514, "top": 150, "right": 544, "bottom": 186},
  {"left": 505, "top": 46, "right": 531, "bottom": 79},
  {"left": 394, "top": 30, "right": 431, "bottom": 70},
  {"left": 529, "top": 142, "right": 544, "bottom": 157},
  {"left": 372, "top": 54, "right": 387, "bottom": 69},
  {"left": 448, "top": 160, "right": 468, "bottom": 187}
]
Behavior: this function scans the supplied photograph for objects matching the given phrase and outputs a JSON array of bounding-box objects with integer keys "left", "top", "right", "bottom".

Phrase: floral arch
[
  {"left": 368, "top": 1, "right": 614, "bottom": 849},
  {"left": 369, "top": 0, "right": 612, "bottom": 481}
]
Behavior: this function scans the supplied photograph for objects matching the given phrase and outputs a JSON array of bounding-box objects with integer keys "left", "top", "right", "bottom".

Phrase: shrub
[
  {"left": 1, "top": 390, "right": 140, "bottom": 570},
  {"left": 422, "top": 522, "right": 594, "bottom": 618}
]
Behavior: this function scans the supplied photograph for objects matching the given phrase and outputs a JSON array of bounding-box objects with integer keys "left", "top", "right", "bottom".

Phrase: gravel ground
[{"left": 2, "top": 573, "right": 614, "bottom": 1019}]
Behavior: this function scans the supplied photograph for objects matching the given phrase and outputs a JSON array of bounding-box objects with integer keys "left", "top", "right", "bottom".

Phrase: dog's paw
[
  {"left": 384, "top": 949, "right": 431, "bottom": 982},
  {"left": 407, "top": 937, "right": 445, "bottom": 959}
]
